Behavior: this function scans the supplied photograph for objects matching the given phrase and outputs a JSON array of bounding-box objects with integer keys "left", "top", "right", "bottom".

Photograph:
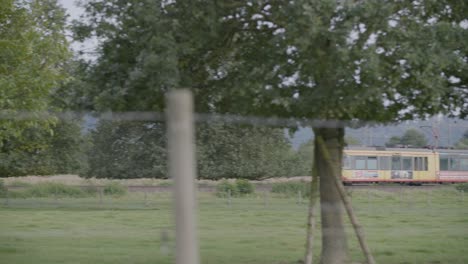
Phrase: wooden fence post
[
  {"left": 304, "top": 164, "right": 319, "bottom": 264},
  {"left": 167, "top": 89, "right": 200, "bottom": 264},
  {"left": 4, "top": 187, "right": 9, "bottom": 207},
  {"left": 367, "top": 190, "right": 371, "bottom": 212},
  {"left": 426, "top": 190, "right": 431, "bottom": 208},
  {"left": 144, "top": 189, "right": 148, "bottom": 207},
  {"left": 99, "top": 187, "right": 103, "bottom": 205}
]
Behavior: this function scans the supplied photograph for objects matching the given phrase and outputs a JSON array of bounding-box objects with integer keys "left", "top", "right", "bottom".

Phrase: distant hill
[{"left": 288, "top": 117, "right": 468, "bottom": 150}]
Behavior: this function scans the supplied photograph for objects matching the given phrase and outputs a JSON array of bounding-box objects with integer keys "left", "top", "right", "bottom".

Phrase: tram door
[
  {"left": 391, "top": 156, "right": 414, "bottom": 180},
  {"left": 413, "top": 156, "right": 429, "bottom": 181}
]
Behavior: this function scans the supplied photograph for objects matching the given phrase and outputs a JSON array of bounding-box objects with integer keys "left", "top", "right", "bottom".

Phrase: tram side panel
[
  {"left": 438, "top": 152, "right": 468, "bottom": 183},
  {"left": 342, "top": 150, "right": 389, "bottom": 183},
  {"left": 342, "top": 149, "right": 440, "bottom": 184},
  {"left": 408, "top": 152, "right": 438, "bottom": 183}
]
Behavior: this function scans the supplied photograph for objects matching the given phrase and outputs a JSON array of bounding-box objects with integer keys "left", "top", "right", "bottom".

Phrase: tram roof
[
  {"left": 345, "top": 146, "right": 435, "bottom": 152},
  {"left": 345, "top": 146, "right": 468, "bottom": 154}
]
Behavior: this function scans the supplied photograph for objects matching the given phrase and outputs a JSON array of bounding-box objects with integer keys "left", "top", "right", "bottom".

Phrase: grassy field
[{"left": 0, "top": 187, "right": 467, "bottom": 264}]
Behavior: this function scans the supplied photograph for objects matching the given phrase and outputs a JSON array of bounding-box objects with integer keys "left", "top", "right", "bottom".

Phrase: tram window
[
  {"left": 402, "top": 157, "right": 412, "bottom": 170},
  {"left": 343, "top": 155, "right": 351, "bottom": 169},
  {"left": 440, "top": 157, "right": 449, "bottom": 170},
  {"left": 450, "top": 158, "right": 459, "bottom": 171},
  {"left": 392, "top": 156, "right": 401, "bottom": 170},
  {"left": 368, "top": 157, "right": 378, "bottom": 170},
  {"left": 346, "top": 156, "right": 357, "bottom": 169},
  {"left": 355, "top": 156, "right": 366, "bottom": 170},
  {"left": 379, "top": 157, "right": 390, "bottom": 170},
  {"left": 460, "top": 158, "right": 468, "bottom": 171},
  {"left": 424, "top": 157, "right": 428, "bottom": 171}
]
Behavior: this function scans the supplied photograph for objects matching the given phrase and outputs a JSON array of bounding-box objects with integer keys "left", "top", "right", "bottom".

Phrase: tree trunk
[{"left": 313, "top": 126, "right": 348, "bottom": 264}]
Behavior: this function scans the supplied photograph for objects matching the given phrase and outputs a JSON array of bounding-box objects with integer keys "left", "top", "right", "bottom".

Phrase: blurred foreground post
[{"left": 167, "top": 89, "right": 200, "bottom": 264}]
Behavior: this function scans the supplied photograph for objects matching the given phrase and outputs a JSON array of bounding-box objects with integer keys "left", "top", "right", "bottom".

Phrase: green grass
[{"left": 0, "top": 188, "right": 467, "bottom": 263}]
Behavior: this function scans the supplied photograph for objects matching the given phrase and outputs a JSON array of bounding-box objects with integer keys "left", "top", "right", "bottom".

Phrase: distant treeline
[
  {"left": 1, "top": 120, "right": 313, "bottom": 180},
  {"left": 85, "top": 121, "right": 312, "bottom": 180}
]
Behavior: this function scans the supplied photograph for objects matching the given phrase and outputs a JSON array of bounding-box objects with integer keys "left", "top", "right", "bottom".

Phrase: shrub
[
  {"left": 9, "top": 181, "right": 32, "bottom": 187},
  {"left": 80, "top": 179, "right": 99, "bottom": 195},
  {"left": 216, "top": 180, "right": 238, "bottom": 197},
  {"left": 455, "top": 183, "right": 468, "bottom": 192},
  {"left": 215, "top": 179, "right": 255, "bottom": 197},
  {"left": 158, "top": 181, "right": 173, "bottom": 187},
  {"left": 0, "top": 121, "right": 87, "bottom": 177},
  {"left": 271, "top": 182, "right": 310, "bottom": 198},
  {"left": 0, "top": 179, "right": 6, "bottom": 197},
  {"left": 235, "top": 179, "right": 255, "bottom": 196},
  {"left": 103, "top": 182, "right": 127, "bottom": 197},
  {"left": 82, "top": 185, "right": 99, "bottom": 195},
  {"left": 25, "top": 182, "right": 85, "bottom": 198},
  {"left": 197, "top": 123, "right": 306, "bottom": 180},
  {"left": 85, "top": 121, "right": 168, "bottom": 179},
  {"left": 6, "top": 190, "right": 27, "bottom": 199}
]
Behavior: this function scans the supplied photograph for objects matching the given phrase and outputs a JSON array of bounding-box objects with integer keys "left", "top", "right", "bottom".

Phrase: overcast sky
[
  {"left": 59, "top": 0, "right": 83, "bottom": 20},
  {"left": 59, "top": 0, "right": 97, "bottom": 59}
]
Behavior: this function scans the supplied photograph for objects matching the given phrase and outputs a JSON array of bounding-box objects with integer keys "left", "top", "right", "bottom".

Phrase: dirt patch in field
[
  {"left": 2, "top": 175, "right": 312, "bottom": 187},
  {"left": 2, "top": 175, "right": 166, "bottom": 186}
]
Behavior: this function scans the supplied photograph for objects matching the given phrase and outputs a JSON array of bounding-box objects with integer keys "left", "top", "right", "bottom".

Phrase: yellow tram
[{"left": 342, "top": 147, "right": 468, "bottom": 184}]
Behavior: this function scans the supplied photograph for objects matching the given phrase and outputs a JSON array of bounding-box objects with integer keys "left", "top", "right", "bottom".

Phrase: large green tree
[
  {"left": 0, "top": 120, "right": 87, "bottom": 176},
  {"left": 454, "top": 130, "right": 468, "bottom": 149},
  {"left": 0, "top": 0, "right": 86, "bottom": 177},
  {"left": 84, "top": 120, "right": 304, "bottom": 180},
  {"left": 74, "top": 0, "right": 467, "bottom": 262},
  {"left": 197, "top": 123, "right": 305, "bottom": 179},
  {"left": 0, "top": 0, "right": 70, "bottom": 137},
  {"left": 85, "top": 121, "right": 167, "bottom": 179},
  {"left": 385, "top": 128, "right": 428, "bottom": 147}
]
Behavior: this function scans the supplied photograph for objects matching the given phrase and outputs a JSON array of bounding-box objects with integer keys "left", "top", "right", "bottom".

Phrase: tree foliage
[
  {"left": 73, "top": 0, "right": 468, "bottom": 262},
  {"left": 197, "top": 123, "right": 306, "bottom": 179},
  {"left": 85, "top": 121, "right": 167, "bottom": 179},
  {"left": 0, "top": 120, "right": 87, "bottom": 177},
  {"left": 295, "top": 139, "right": 314, "bottom": 174},
  {"left": 454, "top": 130, "right": 468, "bottom": 149},
  {"left": 385, "top": 128, "right": 428, "bottom": 148},
  {"left": 345, "top": 136, "right": 361, "bottom": 146},
  {"left": 0, "top": 0, "right": 71, "bottom": 140},
  {"left": 0, "top": 0, "right": 88, "bottom": 177},
  {"left": 74, "top": 0, "right": 468, "bottom": 118},
  {"left": 84, "top": 121, "right": 306, "bottom": 179}
]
